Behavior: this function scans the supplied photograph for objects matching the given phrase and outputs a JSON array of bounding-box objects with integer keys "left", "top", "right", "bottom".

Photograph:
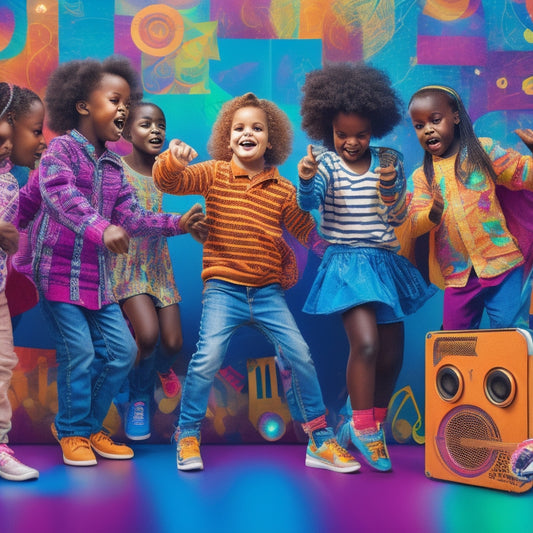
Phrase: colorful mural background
[{"left": 1, "top": 0, "right": 532, "bottom": 444}]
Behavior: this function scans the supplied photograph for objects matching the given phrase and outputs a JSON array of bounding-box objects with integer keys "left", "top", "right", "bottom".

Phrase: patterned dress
[{"left": 109, "top": 160, "right": 180, "bottom": 308}]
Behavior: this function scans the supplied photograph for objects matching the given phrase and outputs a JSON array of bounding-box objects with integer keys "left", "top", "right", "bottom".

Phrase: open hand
[
  {"left": 298, "top": 144, "right": 318, "bottom": 180},
  {"left": 168, "top": 139, "right": 198, "bottom": 166}
]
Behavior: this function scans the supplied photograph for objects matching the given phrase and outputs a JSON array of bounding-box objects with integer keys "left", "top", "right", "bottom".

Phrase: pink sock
[
  {"left": 352, "top": 408, "right": 377, "bottom": 432},
  {"left": 374, "top": 407, "right": 388, "bottom": 425}
]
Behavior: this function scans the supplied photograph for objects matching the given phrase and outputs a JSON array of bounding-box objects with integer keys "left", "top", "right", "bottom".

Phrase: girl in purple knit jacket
[{"left": 28, "top": 56, "right": 205, "bottom": 467}]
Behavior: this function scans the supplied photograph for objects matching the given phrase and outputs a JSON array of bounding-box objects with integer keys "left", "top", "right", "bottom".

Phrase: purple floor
[{"left": 1, "top": 443, "right": 533, "bottom": 533}]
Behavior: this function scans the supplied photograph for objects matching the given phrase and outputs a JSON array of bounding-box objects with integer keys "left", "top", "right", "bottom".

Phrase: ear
[
  {"left": 453, "top": 111, "right": 460, "bottom": 125},
  {"left": 76, "top": 101, "right": 89, "bottom": 116},
  {"left": 267, "top": 142, "right": 272, "bottom": 149}
]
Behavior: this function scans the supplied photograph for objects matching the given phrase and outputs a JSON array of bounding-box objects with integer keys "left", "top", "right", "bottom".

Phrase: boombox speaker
[{"left": 425, "top": 328, "right": 533, "bottom": 492}]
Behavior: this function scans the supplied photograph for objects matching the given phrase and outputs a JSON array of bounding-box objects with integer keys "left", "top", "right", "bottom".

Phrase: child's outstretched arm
[
  {"left": 167, "top": 138, "right": 198, "bottom": 166},
  {"left": 297, "top": 144, "right": 328, "bottom": 212}
]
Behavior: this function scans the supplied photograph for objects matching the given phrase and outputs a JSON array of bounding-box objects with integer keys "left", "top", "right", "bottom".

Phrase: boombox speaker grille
[{"left": 436, "top": 405, "right": 500, "bottom": 477}]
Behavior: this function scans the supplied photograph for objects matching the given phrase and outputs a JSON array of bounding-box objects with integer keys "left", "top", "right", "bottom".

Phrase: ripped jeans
[{"left": 177, "top": 280, "right": 326, "bottom": 439}]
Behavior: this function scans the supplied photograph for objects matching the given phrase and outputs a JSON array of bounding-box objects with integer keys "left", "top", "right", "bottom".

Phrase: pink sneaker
[
  {"left": 158, "top": 369, "right": 181, "bottom": 398},
  {"left": 0, "top": 444, "right": 39, "bottom": 481}
]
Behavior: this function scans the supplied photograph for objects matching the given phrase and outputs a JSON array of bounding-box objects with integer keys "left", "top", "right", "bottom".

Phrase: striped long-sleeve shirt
[
  {"left": 153, "top": 151, "right": 317, "bottom": 289},
  {"left": 297, "top": 147, "right": 406, "bottom": 251}
]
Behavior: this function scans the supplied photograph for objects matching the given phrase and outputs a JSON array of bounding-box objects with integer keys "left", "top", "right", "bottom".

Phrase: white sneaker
[{"left": 0, "top": 444, "right": 39, "bottom": 481}]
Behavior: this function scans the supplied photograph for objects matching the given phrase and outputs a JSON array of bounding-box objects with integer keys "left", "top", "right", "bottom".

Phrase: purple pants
[{"left": 442, "top": 266, "right": 529, "bottom": 330}]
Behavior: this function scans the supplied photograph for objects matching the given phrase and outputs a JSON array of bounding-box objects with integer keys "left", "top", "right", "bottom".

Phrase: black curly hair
[
  {"left": 300, "top": 62, "right": 403, "bottom": 150},
  {"left": 45, "top": 55, "right": 142, "bottom": 134},
  {"left": 11, "top": 86, "right": 42, "bottom": 120},
  {"left": 0, "top": 82, "right": 14, "bottom": 120},
  {"left": 207, "top": 92, "right": 292, "bottom": 166}
]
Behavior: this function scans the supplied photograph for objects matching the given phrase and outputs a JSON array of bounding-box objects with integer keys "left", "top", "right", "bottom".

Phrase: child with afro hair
[
  {"left": 154, "top": 92, "right": 360, "bottom": 474},
  {"left": 31, "top": 55, "right": 205, "bottom": 467},
  {"left": 297, "top": 62, "right": 435, "bottom": 472}
]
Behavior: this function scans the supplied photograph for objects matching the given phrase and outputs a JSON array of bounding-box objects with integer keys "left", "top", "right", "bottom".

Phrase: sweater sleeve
[
  {"left": 282, "top": 185, "right": 316, "bottom": 247},
  {"left": 404, "top": 167, "right": 438, "bottom": 238},
  {"left": 111, "top": 172, "right": 183, "bottom": 238},
  {"left": 153, "top": 149, "right": 214, "bottom": 197},
  {"left": 481, "top": 137, "right": 533, "bottom": 191},
  {"left": 39, "top": 139, "right": 110, "bottom": 245}
]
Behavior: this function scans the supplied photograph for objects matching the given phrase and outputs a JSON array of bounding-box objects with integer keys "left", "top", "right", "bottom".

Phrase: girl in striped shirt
[{"left": 297, "top": 62, "right": 435, "bottom": 471}]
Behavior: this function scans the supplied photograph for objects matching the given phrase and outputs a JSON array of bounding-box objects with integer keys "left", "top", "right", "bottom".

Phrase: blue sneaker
[
  {"left": 338, "top": 421, "right": 392, "bottom": 472},
  {"left": 125, "top": 401, "right": 151, "bottom": 441}
]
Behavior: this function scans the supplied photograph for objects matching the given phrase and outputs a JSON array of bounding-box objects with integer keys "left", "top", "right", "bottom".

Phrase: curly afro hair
[
  {"left": 300, "top": 62, "right": 403, "bottom": 150},
  {"left": 0, "top": 83, "right": 14, "bottom": 120},
  {"left": 207, "top": 92, "right": 292, "bottom": 167},
  {"left": 45, "top": 55, "right": 142, "bottom": 134}
]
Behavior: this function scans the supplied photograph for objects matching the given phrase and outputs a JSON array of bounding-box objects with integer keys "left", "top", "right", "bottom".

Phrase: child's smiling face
[
  {"left": 229, "top": 106, "right": 272, "bottom": 173},
  {"left": 125, "top": 104, "right": 166, "bottom": 158},
  {"left": 332, "top": 112, "right": 372, "bottom": 172}
]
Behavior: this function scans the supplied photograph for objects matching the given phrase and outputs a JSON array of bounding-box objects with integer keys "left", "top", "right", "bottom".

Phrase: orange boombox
[{"left": 425, "top": 328, "right": 533, "bottom": 492}]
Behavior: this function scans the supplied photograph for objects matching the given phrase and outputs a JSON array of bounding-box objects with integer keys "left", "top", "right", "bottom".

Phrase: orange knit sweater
[{"left": 153, "top": 151, "right": 316, "bottom": 288}]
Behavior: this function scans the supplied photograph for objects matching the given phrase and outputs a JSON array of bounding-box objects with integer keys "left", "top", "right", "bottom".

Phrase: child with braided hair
[{"left": 296, "top": 62, "right": 435, "bottom": 471}]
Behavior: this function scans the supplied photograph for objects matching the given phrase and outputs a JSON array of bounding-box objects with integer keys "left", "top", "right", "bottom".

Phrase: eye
[
  {"left": 159, "top": 123, "right": 166, "bottom": 130},
  {"left": 414, "top": 124, "right": 423, "bottom": 130}
]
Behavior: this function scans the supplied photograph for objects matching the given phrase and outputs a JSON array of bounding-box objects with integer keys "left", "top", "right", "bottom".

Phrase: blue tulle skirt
[{"left": 303, "top": 245, "right": 437, "bottom": 323}]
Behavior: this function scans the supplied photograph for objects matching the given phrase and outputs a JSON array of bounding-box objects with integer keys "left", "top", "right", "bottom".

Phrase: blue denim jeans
[
  {"left": 39, "top": 298, "right": 137, "bottom": 438},
  {"left": 178, "top": 280, "right": 327, "bottom": 439}
]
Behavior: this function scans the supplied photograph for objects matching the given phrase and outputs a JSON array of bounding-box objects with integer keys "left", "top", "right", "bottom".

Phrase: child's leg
[
  {"left": 374, "top": 321, "right": 404, "bottom": 423},
  {"left": 340, "top": 305, "right": 392, "bottom": 471},
  {"left": 0, "top": 292, "right": 17, "bottom": 443},
  {"left": 177, "top": 281, "right": 244, "bottom": 440},
  {"left": 442, "top": 274, "right": 484, "bottom": 330},
  {"left": 253, "top": 284, "right": 359, "bottom": 473},
  {"left": 342, "top": 304, "right": 379, "bottom": 426},
  {"left": 86, "top": 304, "right": 137, "bottom": 432},
  {"left": 155, "top": 303, "right": 183, "bottom": 397},
  {"left": 484, "top": 266, "right": 527, "bottom": 328},
  {"left": 39, "top": 298, "right": 100, "bottom": 438}
]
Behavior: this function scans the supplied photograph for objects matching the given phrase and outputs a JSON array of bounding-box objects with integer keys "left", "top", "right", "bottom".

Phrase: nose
[{"left": 424, "top": 123, "right": 434, "bottom": 134}]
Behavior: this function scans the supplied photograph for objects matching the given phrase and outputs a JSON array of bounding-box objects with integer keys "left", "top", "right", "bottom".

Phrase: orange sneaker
[
  {"left": 90, "top": 431, "right": 134, "bottom": 460},
  {"left": 60, "top": 436, "right": 97, "bottom": 466}
]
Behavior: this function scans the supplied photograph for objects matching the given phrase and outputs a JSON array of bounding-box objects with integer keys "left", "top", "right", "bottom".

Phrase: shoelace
[
  {"left": 324, "top": 439, "right": 353, "bottom": 460},
  {"left": 367, "top": 439, "right": 387, "bottom": 460},
  {"left": 0, "top": 444, "right": 15, "bottom": 465},
  {"left": 179, "top": 438, "right": 199, "bottom": 459},
  {"left": 130, "top": 403, "right": 146, "bottom": 425},
  {"left": 67, "top": 437, "right": 92, "bottom": 452}
]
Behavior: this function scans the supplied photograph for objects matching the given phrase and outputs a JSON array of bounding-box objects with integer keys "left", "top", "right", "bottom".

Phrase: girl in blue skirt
[{"left": 297, "top": 62, "right": 435, "bottom": 471}]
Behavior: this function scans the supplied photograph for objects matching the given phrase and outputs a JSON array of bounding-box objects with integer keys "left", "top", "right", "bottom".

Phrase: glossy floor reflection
[{"left": 1, "top": 444, "right": 533, "bottom": 533}]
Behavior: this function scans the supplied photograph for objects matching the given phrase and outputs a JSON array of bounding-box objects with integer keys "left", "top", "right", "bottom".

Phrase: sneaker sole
[
  {"left": 91, "top": 447, "right": 134, "bottom": 460},
  {"left": 63, "top": 455, "right": 97, "bottom": 467},
  {"left": 125, "top": 432, "right": 151, "bottom": 441},
  {"left": 177, "top": 460, "right": 204, "bottom": 471},
  {"left": 305, "top": 455, "right": 361, "bottom": 473},
  {"left": 0, "top": 470, "right": 39, "bottom": 481}
]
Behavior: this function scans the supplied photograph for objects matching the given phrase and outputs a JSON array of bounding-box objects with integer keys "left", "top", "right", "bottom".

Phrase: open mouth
[
  {"left": 240, "top": 140, "right": 256, "bottom": 147},
  {"left": 149, "top": 137, "right": 163, "bottom": 145},
  {"left": 427, "top": 138, "right": 440, "bottom": 147},
  {"left": 114, "top": 117, "right": 125, "bottom": 130}
]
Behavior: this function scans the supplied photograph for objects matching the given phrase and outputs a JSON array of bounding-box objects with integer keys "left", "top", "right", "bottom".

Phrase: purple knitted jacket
[{"left": 28, "top": 130, "right": 183, "bottom": 309}]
